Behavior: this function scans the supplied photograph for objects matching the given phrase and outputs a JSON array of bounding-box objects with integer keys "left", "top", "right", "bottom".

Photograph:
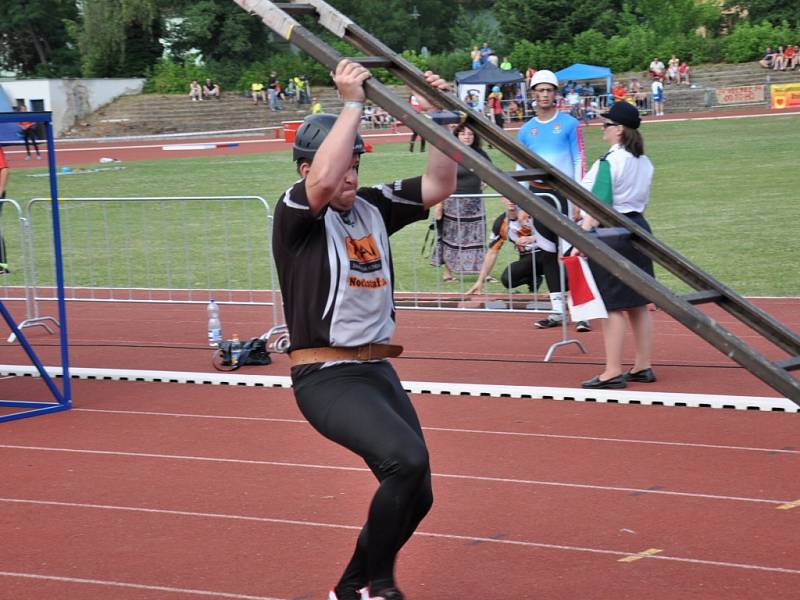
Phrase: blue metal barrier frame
[{"left": 0, "top": 111, "right": 71, "bottom": 422}]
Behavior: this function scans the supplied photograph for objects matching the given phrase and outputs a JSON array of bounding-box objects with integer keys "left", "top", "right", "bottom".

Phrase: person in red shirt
[
  {"left": 487, "top": 86, "right": 505, "bottom": 129},
  {"left": 782, "top": 45, "right": 797, "bottom": 70},
  {"left": 17, "top": 105, "right": 41, "bottom": 160}
]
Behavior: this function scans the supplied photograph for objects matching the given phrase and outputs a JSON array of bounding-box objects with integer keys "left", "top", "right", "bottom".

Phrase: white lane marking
[
  {"left": 73, "top": 407, "right": 800, "bottom": 455},
  {"left": 2, "top": 498, "right": 799, "bottom": 576},
  {"left": 0, "top": 570, "right": 285, "bottom": 599},
  {"left": 2, "top": 138, "right": 280, "bottom": 157},
  {"left": 0, "top": 444, "right": 792, "bottom": 505}
]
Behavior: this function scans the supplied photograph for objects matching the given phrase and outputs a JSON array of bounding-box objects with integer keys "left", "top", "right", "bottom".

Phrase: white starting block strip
[
  {"left": 162, "top": 143, "right": 240, "bottom": 151},
  {"left": 1, "top": 365, "right": 797, "bottom": 413}
]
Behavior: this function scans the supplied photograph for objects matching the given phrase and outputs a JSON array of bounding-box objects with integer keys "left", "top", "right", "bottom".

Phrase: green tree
[
  {"left": 723, "top": 1, "right": 799, "bottom": 29},
  {"left": 621, "top": 0, "right": 722, "bottom": 37},
  {"left": 495, "top": 0, "right": 622, "bottom": 45},
  {"left": 326, "top": 0, "right": 456, "bottom": 53},
  {"left": 70, "top": 0, "right": 163, "bottom": 77},
  {"left": 0, "top": 0, "right": 80, "bottom": 77},
  {"left": 163, "top": 0, "right": 275, "bottom": 64},
  {"left": 447, "top": 7, "right": 503, "bottom": 52}
]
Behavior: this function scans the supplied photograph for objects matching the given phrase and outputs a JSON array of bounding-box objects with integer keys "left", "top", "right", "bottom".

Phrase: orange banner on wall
[
  {"left": 771, "top": 83, "right": 800, "bottom": 109},
  {"left": 715, "top": 85, "right": 765, "bottom": 105}
]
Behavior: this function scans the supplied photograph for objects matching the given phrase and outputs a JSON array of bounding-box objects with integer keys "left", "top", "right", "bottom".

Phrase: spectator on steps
[
  {"left": 189, "top": 79, "right": 203, "bottom": 101},
  {"left": 667, "top": 55, "right": 679, "bottom": 84},
  {"left": 678, "top": 62, "right": 691, "bottom": 85},
  {"left": 251, "top": 81, "right": 266, "bottom": 105},
  {"left": 479, "top": 41, "right": 492, "bottom": 65},
  {"left": 630, "top": 77, "right": 646, "bottom": 109},
  {"left": 772, "top": 46, "right": 787, "bottom": 71},
  {"left": 470, "top": 46, "right": 481, "bottom": 69},
  {"left": 759, "top": 47, "right": 776, "bottom": 69},
  {"left": 649, "top": 57, "right": 665, "bottom": 81},
  {"left": 310, "top": 97, "right": 323, "bottom": 114},
  {"left": 786, "top": 45, "right": 799, "bottom": 70},
  {"left": 203, "top": 79, "right": 221, "bottom": 100},
  {"left": 776, "top": 45, "right": 797, "bottom": 71},
  {"left": 285, "top": 79, "right": 297, "bottom": 103}
]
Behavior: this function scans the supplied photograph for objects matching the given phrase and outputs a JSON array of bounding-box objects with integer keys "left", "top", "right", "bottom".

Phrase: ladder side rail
[
  {"left": 234, "top": 0, "right": 800, "bottom": 402},
  {"left": 537, "top": 173, "right": 800, "bottom": 355},
  {"left": 336, "top": 19, "right": 799, "bottom": 355},
  {"left": 463, "top": 156, "right": 800, "bottom": 403}
]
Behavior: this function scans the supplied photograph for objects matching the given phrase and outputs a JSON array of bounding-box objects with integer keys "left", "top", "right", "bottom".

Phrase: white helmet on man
[{"left": 530, "top": 69, "right": 559, "bottom": 90}]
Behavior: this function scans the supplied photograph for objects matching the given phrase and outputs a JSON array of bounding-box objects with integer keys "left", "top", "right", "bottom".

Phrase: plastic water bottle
[
  {"left": 207, "top": 299, "right": 222, "bottom": 347},
  {"left": 230, "top": 333, "right": 242, "bottom": 366}
]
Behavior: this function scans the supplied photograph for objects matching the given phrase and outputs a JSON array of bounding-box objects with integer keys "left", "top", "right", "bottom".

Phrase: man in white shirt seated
[{"left": 649, "top": 58, "right": 665, "bottom": 81}]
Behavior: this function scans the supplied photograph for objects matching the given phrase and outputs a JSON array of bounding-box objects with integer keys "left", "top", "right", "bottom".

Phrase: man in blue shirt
[{"left": 517, "top": 69, "right": 590, "bottom": 332}]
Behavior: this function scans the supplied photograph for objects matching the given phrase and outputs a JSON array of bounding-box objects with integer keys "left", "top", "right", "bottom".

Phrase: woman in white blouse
[{"left": 576, "top": 102, "right": 656, "bottom": 390}]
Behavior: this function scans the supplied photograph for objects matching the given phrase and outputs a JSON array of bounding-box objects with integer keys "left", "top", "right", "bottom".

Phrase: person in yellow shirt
[
  {"left": 251, "top": 81, "right": 266, "bottom": 105},
  {"left": 310, "top": 97, "right": 323, "bottom": 114}
]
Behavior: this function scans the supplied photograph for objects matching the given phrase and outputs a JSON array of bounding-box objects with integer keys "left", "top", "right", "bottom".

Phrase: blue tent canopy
[
  {"left": 455, "top": 62, "right": 524, "bottom": 85},
  {"left": 555, "top": 63, "right": 612, "bottom": 93}
]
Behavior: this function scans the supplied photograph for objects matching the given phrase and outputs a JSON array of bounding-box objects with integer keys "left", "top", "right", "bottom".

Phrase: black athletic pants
[
  {"left": 532, "top": 187, "right": 570, "bottom": 294},
  {"left": 22, "top": 128, "right": 39, "bottom": 156},
  {"left": 293, "top": 361, "right": 433, "bottom": 595}
]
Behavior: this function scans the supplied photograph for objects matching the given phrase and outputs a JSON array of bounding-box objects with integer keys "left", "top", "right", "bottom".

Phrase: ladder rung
[
  {"left": 508, "top": 169, "right": 548, "bottom": 181},
  {"left": 775, "top": 357, "right": 800, "bottom": 371},
  {"left": 681, "top": 290, "right": 724, "bottom": 305},
  {"left": 346, "top": 56, "right": 394, "bottom": 68},
  {"left": 274, "top": 3, "right": 317, "bottom": 15}
]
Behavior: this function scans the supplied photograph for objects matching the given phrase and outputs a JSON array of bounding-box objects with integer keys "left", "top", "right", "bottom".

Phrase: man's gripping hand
[{"left": 332, "top": 59, "right": 371, "bottom": 103}]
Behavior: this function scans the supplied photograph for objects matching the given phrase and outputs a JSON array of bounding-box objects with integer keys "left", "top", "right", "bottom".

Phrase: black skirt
[{"left": 589, "top": 212, "right": 654, "bottom": 311}]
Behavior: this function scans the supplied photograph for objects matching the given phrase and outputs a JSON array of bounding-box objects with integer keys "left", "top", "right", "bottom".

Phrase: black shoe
[
  {"left": 535, "top": 316, "right": 563, "bottom": 329},
  {"left": 575, "top": 320, "right": 592, "bottom": 332},
  {"left": 329, "top": 585, "right": 365, "bottom": 600},
  {"left": 581, "top": 374, "right": 626, "bottom": 389},
  {"left": 371, "top": 589, "right": 404, "bottom": 600},
  {"left": 624, "top": 368, "right": 656, "bottom": 383}
]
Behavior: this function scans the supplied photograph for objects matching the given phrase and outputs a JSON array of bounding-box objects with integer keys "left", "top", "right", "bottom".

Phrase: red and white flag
[{"left": 562, "top": 255, "right": 608, "bottom": 322}]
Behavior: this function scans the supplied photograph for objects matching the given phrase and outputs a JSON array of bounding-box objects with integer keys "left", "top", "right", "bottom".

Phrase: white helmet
[{"left": 530, "top": 69, "right": 559, "bottom": 89}]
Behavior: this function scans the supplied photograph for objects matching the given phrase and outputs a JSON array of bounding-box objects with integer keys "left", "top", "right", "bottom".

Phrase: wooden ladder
[{"left": 232, "top": 0, "right": 800, "bottom": 404}]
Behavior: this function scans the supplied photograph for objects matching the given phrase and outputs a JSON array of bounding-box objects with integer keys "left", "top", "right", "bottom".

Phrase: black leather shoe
[
  {"left": 581, "top": 374, "right": 627, "bottom": 389},
  {"left": 624, "top": 368, "right": 656, "bottom": 383},
  {"left": 371, "top": 589, "right": 405, "bottom": 600}
]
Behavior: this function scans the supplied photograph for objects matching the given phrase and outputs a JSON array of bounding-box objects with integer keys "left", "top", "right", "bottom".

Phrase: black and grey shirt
[{"left": 272, "top": 176, "right": 428, "bottom": 373}]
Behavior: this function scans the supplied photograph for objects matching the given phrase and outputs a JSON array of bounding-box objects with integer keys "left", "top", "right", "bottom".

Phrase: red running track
[
  {"left": 1, "top": 298, "right": 799, "bottom": 599},
  {"left": 0, "top": 379, "right": 798, "bottom": 599}
]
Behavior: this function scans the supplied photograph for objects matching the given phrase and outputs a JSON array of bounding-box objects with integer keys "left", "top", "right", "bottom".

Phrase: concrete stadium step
[{"left": 66, "top": 84, "right": 411, "bottom": 138}]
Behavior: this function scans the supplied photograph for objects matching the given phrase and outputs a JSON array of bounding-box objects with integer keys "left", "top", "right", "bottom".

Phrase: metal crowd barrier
[
  {"left": 1, "top": 196, "right": 60, "bottom": 342},
  {"left": 389, "top": 191, "right": 586, "bottom": 360},
  {"left": 8, "top": 191, "right": 585, "bottom": 359},
  {"left": 17, "top": 195, "right": 283, "bottom": 343}
]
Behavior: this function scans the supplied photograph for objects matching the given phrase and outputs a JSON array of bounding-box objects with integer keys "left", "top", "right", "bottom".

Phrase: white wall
[{"left": 0, "top": 78, "right": 144, "bottom": 135}]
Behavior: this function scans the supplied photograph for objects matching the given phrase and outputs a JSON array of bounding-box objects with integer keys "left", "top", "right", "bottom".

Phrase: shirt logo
[
  {"left": 552, "top": 124, "right": 562, "bottom": 134},
  {"left": 346, "top": 234, "right": 383, "bottom": 274},
  {"left": 530, "top": 128, "right": 538, "bottom": 136}
]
